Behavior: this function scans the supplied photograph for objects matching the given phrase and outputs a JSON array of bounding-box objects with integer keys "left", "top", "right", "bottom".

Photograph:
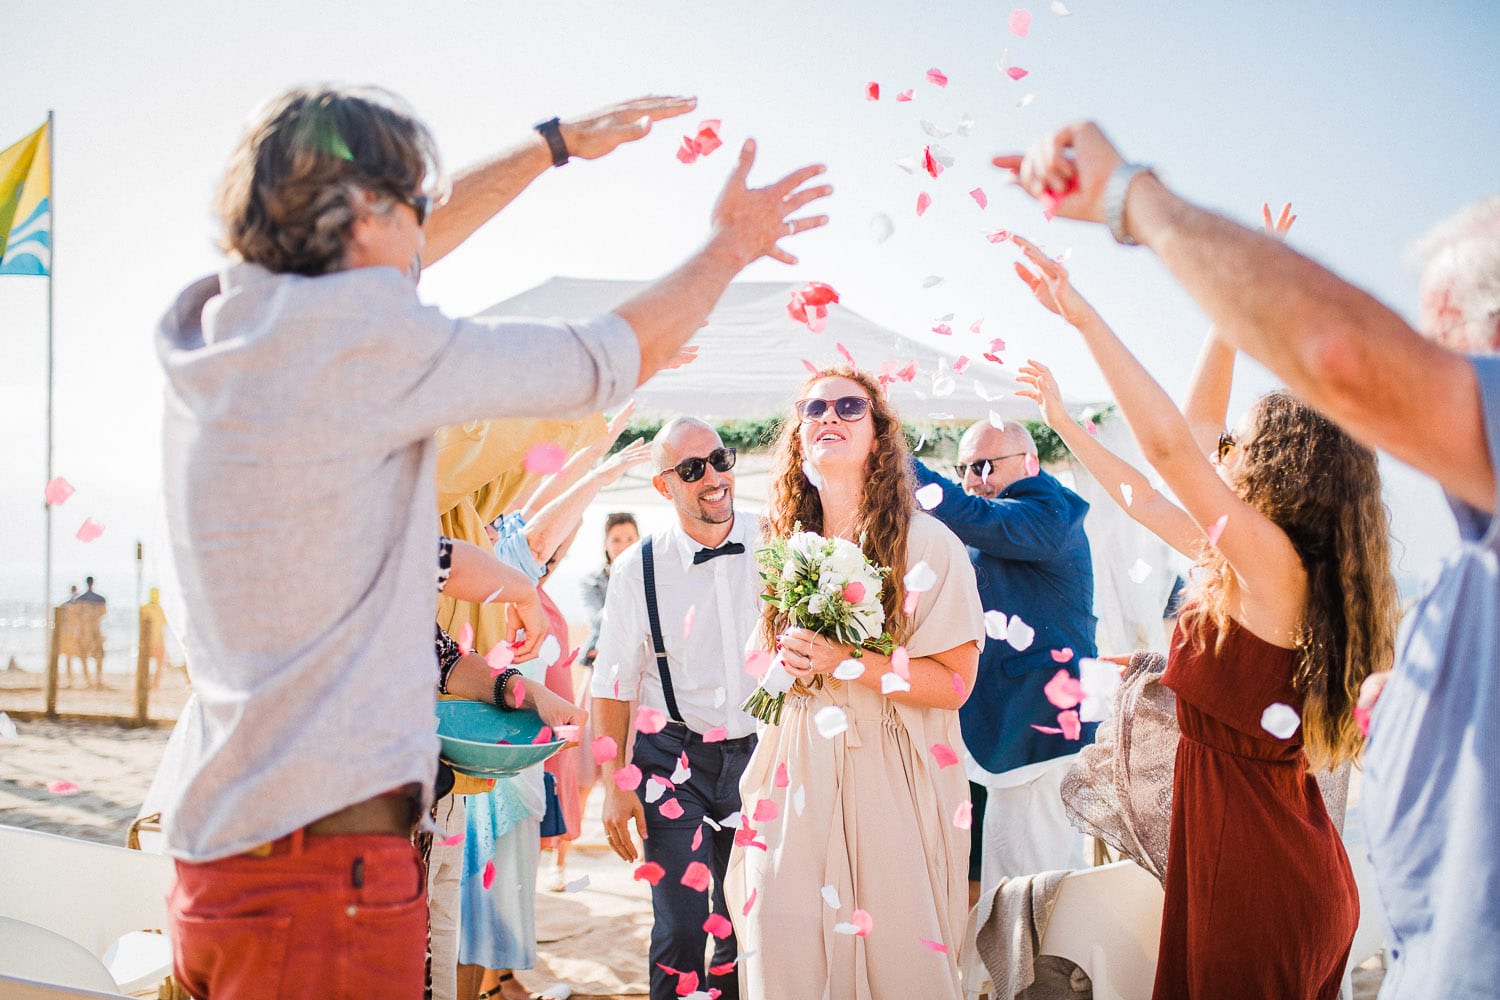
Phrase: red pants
[{"left": 169, "top": 830, "right": 427, "bottom": 999}]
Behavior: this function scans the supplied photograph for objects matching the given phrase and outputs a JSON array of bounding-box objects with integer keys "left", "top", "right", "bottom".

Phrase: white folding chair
[
  {"left": 0, "top": 825, "right": 175, "bottom": 994},
  {"left": 1341, "top": 844, "right": 1388, "bottom": 1000},
  {"left": 0, "top": 917, "right": 124, "bottom": 995},
  {"left": 1036, "top": 861, "right": 1164, "bottom": 1000},
  {"left": 0, "top": 972, "right": 128, "bottom": 999}
]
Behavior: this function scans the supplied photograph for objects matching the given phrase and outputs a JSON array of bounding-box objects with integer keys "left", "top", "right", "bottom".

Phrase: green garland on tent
[{"left": 607, "top": 407, "right": 1113, "bottom": 467}]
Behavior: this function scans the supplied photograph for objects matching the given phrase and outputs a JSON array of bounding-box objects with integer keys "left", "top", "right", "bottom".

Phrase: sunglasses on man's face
[
  {"left": 660, "top": 447, "right": 737, "bottom": 483},
  {"left": 954, "top": 453, "right": 1027, "bottom": 479},
  {"left": 795, "top": 396, "right": 872, "bottom": 423}
]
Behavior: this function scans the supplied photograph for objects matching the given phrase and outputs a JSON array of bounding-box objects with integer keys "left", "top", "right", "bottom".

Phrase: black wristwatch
[{"left": 535, "top": 117, "right": 570, "bottom": 167}]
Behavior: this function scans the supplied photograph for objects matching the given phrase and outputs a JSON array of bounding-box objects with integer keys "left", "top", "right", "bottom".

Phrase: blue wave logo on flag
[{"left": 1, "top": 121, "right": 51, "bottom": 277}]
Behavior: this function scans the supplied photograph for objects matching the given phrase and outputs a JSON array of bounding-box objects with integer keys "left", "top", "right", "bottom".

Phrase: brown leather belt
[{"left": 242, "top": 786, "right": 419, "bottom": 857}]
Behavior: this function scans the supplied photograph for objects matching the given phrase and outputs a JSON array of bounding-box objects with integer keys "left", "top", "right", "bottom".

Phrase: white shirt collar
[{"left": 666, "top": 512, "right": 754, "bottom": 573}]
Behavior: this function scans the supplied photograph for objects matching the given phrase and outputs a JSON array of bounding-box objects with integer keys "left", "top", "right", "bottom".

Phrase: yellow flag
[{"left": 0, "top": 121, "right": 50, "bottom": 276}]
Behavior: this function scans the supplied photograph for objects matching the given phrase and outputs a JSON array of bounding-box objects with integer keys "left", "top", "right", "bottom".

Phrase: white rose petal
[
  {"left": 720, "top": 811, "right": 742, "bottom": 829},
  {"left": 916, "top": 483, "right": 945, "bottom": 510},
  {"left": 881, "top": 673, "right": 912, "bottom": 695},
  {"left": 895, "top": 156, "right": 918, "bottom": 175},
  {"left": 713, "top": 686, "right": 726, "bottom": 707},
  {"left": 565, "top": 875, "right": 591, "bottom": 893},
  {"left": 920, "top": 120, "right": 952, "bottom": 139},
  {"left": 833, "top": 658, "right": 866, "bottom": 681},
  {"left": 956, "top": 113, "right": 975, "bottom": 136},
  {"left": 814, "top": 706, "right": 849, "bottom": 739},
  {"left": 932, "top": 375, "right": 956, "bottom": 397},
  {"left": 870, "top": 213, "right": 895, "bottom": 243},
  {"left": 672, "top": 758, "right": 692, "bottom": 783},
  {"left": 802, "top": 460, "right": 825, "bottom": 490},
  {"left": 931, "top": 144, "right": 955, "bottom": 167},
  {"left": 1018, "top": 92, "right": 1037, "bottom": 109},
  {"left": 792, "top": 785, "right": 807, "bottom": 815},
  {"left": 538, "top": 635, "right": 562, "bottom": 667},
  {"left": 1050, "top": 0, "right": 1070, "bottom": 14},
  {"left": 821, "top": 885, "right": 842, "bottom": 909},
  {"left": 645, "top": 779, "right": 666, "bottom": 804},
  {"left": 1006, "top": 614, "right": 1036, "bottom": 651},
  {"left": 903, "top": 561, "right": 938, "bottom": 593},
  {"left": 0, "top": 712, "right": 16, "bottom": 741},
  {"left": 922, "top": 275, "right": 944, "bottom": 289},
  {"left": 989, "top": 410, "right": 1007, "bottom": 430},
  {"left": 984, "top": 610, "right": 1010, "bottom": 639},
  {"left": 1120, "top": 483, "right": 1134, "bottom": 507},
  {"left": 833, "top": 922, "right": 861, "bottom": 936},
  {"left": 1078, "top": 658, "right": 1121, "bottom": 723},
  {"left": 1261, "top": 702, "right": 1302, "bottom": 740},
  {"left": 1128, "top": 559, "right": 1152, "bottom": 584}
]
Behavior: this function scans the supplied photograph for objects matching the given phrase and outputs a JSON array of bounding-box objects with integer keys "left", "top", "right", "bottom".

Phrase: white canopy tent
[{"left": 490, "top": 277, "right": 1182, "bottom": 659}]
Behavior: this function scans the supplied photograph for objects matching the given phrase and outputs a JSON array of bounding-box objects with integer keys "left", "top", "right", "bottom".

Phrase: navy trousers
[{"left": 633, "top": 724, "right": 755, "bottom": 1000}]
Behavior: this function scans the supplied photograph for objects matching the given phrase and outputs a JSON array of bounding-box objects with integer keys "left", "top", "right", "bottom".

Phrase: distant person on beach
[
  {"left": 156, "top": 83, "right": 830, "bottom": 1000},
  {"left": 57, "top": 584, "right": 85, "bottom": 688},
  {"left": 73, "top": 577, "right": 107, "bottom": 689},
  {"left": 140, "top": 587, "right": 170, "bottom": 689}
]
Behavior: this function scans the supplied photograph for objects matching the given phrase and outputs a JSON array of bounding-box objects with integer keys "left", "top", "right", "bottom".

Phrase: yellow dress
[{"left": 726, "top": 513, "right": 985, "bottom": 1000}]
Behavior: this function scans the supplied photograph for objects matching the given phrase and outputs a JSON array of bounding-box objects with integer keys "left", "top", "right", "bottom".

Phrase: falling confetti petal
[
  {"left": 44, "top": 477, "right": 74, "bottom": 506},
  {"left": 881, "top": 672, "right": 911, "bottom": 695},
  {"left": 1044, "top": 669, "right": 1083, "bottom": 709},
  {"left": 0, "top": 712, "right": 16, "bottom": 741},
  {"left": 636, "top": 706, "right": 668, "bottom": 734},
  {"left": 970, "top": 318, "right": 985, "bottom": 334},
  {"left": 916, "top": 483, "right": 944, "bottom": 510},
  {"left": 75, "top": 518, "right": 104, "bottom": 543},
  {"left": 588, "top": 736, "right": 618, "bottom": 767},
  {"left": 742, "top": 888, "right": 759, "bottom": 915},
  {"left": 842, "top": 581, "right": 866, "bottom": 603},
  {"left": 635, "top": 862, "right": 666, "bottom": 885},
  {"left": 970, "top": 187, "right": 988, "bottom": 209},
  {"left": 984, "top": 610, "right": 1009, "bottom": 639},
  {"left": 1121, "top": 483, "right": 1134, "bottom": 507},
  {"left": 1354, "top": 706, "right": 1372, "bottom": 738},
  {"left": 922, "top": 275, "right": 944, "bottom": 289},
  {"left": 988, "top": 410, "right": 1007, "bottom": 430},
  {"left": 926, "top": 67, "right": 949, "bottom": 87},
  {"left": 482, "top": 860, "right": 496, "bottom": 889},
  {"left": 532, "top": 725, "right": 553, "bottom": 744},
  {"left": 704, "top": 914, "right": 733, "bottom": 939},
  {"left": 774, "top": 763, "right": 790, "bottom": 789},
  {"left": 753, "top": 798, "right": 779, "bottom": 823},
  {"left": 932, "top": 323, "right": 952, "bottom": 336},
  {"left": 792, "top": 786, "right": 807, "bottom": 815},
  {"left": 956, "top": 113, "right": 975, "bottom": 136},
  {"left": 1205, "top": 514, "right": 1229, "bottom": 547},
  {"left": 1007, "top": 66, "right": 1030, "bottom": 81},
  {"left": 802, "top": 459, "right": 825, "bottom": 490},
  {"left": 953, "top": 356, "right": 972, "bottom": 375},
  {"left": 896, "top": 89, "right": 915, "bottom": 102},
  {"left": 920, "top": 938, "right": 951, "bottom": 954},
  {"left": 692, "top": 825, "right": 703, "bottom": 850},
  {"left": 870, "top": 213, "right": 895, "bottom": 242},
  {"left": 1079, "top": 658, "right": 1122, "bottom": 723},
  {"left": 1086, "top": 423, "right": 1099, "bottom": 437},
  {"left": 1051, "top": 0, "right": 1070, "bottom": 13},
  {"left": 659, "top": 798, "right": 685, "bottom": 820},
  {"left": 439, "top": 829, "right": 466, "bottom": 847},
  {"left": 866, "top": 81, "right": 880, "bottom": 101},
  {"left": 682, "top": 862, "right": 712, "bottom": 892},
  {"left": 954, "top": 800, "right": 973, "bottom": 830},
  {"left": 922, "top": 145, "right": 942, "bottom": 179},
  {"left": 682, "top": 605, "right": 696, "bottom": 638},
  {"left": 703, "top": 727, "right": 727, "bottom": 743},
  {"left": 566, "top": 875, "right": 591, "bottom": 893},
  {"left": 822, "top": 884, "right": 842, "bottom": 908},
  {"left": 745, "top": 650, "right": 772, "bottom": 678},
  {"left": 46, "top": 779, "right": 80, "bottom": 796},
  {"left": 1032, "top": 724, "right": 1063, "bottom": 735},
  {"left": 457, "top": 622, "right": 474, "bottom": 656},
  {"left": 1128, "top": 558, "right": 1152, "bottom": 584},
  {"left": 903, "top": 589, "right": 920, "bottom": 615},
  {"left": 852, "top": 909, "right": 874, "bottom": 936},
  {"left": 931, "top": 743, "right": 959, "bottom": 768},
  {"left": 1058, "top": 709, "right": 1083, "bottom": 740},
  {"left": 523, "top": 443, "right": 567, "bottom": 475},
  {"left": 952, "top": 672, "right": 966, "bottom": 696},
  {"left": 1009, "top": 8, "right": 1032, "bottom": 36},
  {"left": 802, "top": 359, "right": 821, "bottom": 377},
  {"left": 814, "top": 706, "right": 849, "bottom": 739},
  {"left": 672, "top": 753, "right": 692, "bottom": 783},
  {"left": 833, "top": 658, "right": 866, "bottom": 680},
  {"left": 1006, "top": 614, "right": 1036, "bottom": 651},
  {"left": 1050, "top": 647, "right": 1074, "bottom": 663},
  {"left": 714, "top": 687, "right": 726, "bottom": 707},
  {"left": 903, "top": 562, "right": 937, "bottom": 593},
  {"left": 1018, "top": 92, "right": 1037, "bottom": 108},
  {"left": 613, "top": 764, "right": 643, "bottom": 792},
  {"left": 916, "top": 192, "right": 932, "bottom": 216},
  {"left": 485, "top": 643, "right": 514, "bottom": 672},
  {"left": 645, "top": 777, "right": 668, "bottom": 804},
  {"left": 921, "top": 120, "right": 952, "bottom": 139},
  {"left": 537, "top": 635, "right": 562, "bottom": 668},
  {"left": 1261, "top": 702, "right": 1302, "bottom": 739}
]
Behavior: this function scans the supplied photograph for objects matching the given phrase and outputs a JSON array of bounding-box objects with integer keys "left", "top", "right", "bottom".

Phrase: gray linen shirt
[{"left": 157, "top": 262, "right": 638, "bottom": 861}]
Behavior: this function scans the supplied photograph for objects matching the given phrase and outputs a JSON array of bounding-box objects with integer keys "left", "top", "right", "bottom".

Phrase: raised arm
[
  {"left": 524, "top": 440, "right": 650, "bottom": 568},
  {"left": 1016, "top": 358, "right": 1202, "bottom": 559},
  {"left": 421, "top": 97, "right": 697, "bottom": 266},
  {"left": 521, "top": 401, "right": 635, "bottom": 520},
  {"left": 1010, "top": 235, "right": 1307, "bottom": 638},
  {"left": 995, "top": 125, "right": 1492, "bottom": 513}
]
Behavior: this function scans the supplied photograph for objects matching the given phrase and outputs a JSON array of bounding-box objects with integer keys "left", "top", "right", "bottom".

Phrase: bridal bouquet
[{"left": 742, "top": 528, "right": 896, "bottom": 725}]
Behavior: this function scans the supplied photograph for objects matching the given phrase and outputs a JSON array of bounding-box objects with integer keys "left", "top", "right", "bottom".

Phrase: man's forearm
[
  {"left": 422, "top": 134, "right": 553, "bottom": 267},
  {"left": 593, "top": 696, "right": 634, "bottom": 774},
  {"left": 614, "top": 234, "right": 745, "bottom": 385}
]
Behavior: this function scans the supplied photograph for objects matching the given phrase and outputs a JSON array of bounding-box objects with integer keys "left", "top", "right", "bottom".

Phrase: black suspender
[{"left": 641, "top": 538, "right": 685, "bottom": 724}]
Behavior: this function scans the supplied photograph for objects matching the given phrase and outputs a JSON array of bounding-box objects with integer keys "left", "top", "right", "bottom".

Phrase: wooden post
[
  {"left": 134, "top": 607, "right": 151, "bottom": 727},
  {"left": 44, "top": 604, "right": 60, "bottom": 717}
]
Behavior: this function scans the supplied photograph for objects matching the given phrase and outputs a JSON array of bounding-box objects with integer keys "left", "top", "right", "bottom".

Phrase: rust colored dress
[{"left": 1153, "top": 616, "right": 1356, "bottom": 999}]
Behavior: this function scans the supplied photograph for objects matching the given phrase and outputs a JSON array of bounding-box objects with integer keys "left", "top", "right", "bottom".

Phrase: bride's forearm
[{"left": 849, "top": 646, "right": 977, "bottom": 711}]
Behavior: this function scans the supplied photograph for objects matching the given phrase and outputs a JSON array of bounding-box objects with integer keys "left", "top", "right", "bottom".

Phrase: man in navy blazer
[{"left": 913, "top": 417, "right": 1097, "bottom": 901}]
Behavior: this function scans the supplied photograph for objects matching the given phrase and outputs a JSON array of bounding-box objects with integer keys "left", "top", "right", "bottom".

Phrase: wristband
[
  {"left": 1105, "top": 162, "right": 1154, "bottom": 246},
  {"left": 534, "top": 117, "right": 570, "bottom": 168},
  {"left": 492, "top": 668, "right": 522, "bottom": 711}
]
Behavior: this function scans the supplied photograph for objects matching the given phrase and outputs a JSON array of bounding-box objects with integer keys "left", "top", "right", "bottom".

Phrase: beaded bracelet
[{"left": 492, "top": 668, "right": 522, "bottom": 712}]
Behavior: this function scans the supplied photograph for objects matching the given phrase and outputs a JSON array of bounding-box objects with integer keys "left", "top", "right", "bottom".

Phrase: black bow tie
[{"left": 693, "top": 541, "right": 746, "bottom": 565}]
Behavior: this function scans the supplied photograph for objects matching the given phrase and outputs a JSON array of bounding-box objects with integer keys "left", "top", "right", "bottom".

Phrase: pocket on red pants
[
  {"left": 336, "top": 887, "right": 429, "bottom": 997},
  {"left": 171, "top": 910, "right": 292, "bottom": 1000}
]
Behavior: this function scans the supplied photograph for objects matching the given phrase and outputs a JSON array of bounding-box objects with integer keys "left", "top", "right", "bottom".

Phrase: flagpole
[{"left": 43, "top": 109, "right": 56, "bottom": 714}]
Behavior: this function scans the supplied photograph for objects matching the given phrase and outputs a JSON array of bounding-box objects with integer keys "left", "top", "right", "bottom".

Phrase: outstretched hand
[
  {"left": 993, "top": 121, "right": 1126, "bottom": 224},
  {"left": 596, "top": 439, "right": 650, "bottom": 485},
  {"left": 711, "top": 140, "right": 832, "bottom": 268},
  {"left": 561, "top": 96, "right": 698, "bottom": 160},
  {"left": 1261, "top": 202, "right": 1296, "bottom": 240},
  {"left": 1015, "top": 359, "right": 1070, "bottom": 429},
  {"left": 1011, "top": 234, "right": 1093, "bottom": 327}
]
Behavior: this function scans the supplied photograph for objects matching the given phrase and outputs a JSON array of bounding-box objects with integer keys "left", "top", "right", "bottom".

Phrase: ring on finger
[{"left": 785, "top": 220, "right": 794, "bottom": 236}]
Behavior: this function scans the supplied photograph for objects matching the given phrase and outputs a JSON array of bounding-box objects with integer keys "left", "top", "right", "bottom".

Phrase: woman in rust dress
[{"left": 1011, "top": 223, "right": 1398, "bottom": 998}]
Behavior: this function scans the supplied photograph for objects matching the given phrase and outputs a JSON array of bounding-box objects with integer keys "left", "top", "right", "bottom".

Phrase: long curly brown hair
[
  {"left": 1180, "top": 390, "right": 1399, "bottom": 769},
  {"left": 757, "top": 367, "right": 917, "bottom": 651}
]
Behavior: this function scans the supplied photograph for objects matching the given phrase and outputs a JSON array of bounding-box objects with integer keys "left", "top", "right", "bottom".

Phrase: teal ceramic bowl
[{"left": 435, "top": 701, "right": 566, "bottom": 778}]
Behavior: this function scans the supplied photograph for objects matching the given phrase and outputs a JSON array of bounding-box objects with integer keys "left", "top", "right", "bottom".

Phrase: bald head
[
  {"left": 957, "top": 419, "right": 1037, "bottom": 498},
  {"left": 652, "top": 416, "right": 719, "bottom": 470}
]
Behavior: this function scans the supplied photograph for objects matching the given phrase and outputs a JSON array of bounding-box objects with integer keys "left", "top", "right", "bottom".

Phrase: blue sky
[{"left": 2, "top": 0, "right": 1497, "bottom": 604}]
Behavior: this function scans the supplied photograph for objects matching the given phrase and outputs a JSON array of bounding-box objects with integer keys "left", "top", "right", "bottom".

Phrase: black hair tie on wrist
[
  {"left": 535, "top": 117, "right": 570, "bottom": 167},
  {"left": 492, "top": 668, "right": 523, "bottom": 711}
]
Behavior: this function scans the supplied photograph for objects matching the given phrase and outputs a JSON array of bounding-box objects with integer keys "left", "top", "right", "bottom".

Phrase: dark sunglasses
[
  {"left": 660, "top": 447, "right": 736, "bottom": 483},
  {"left": 390, "top": 190, "right": 431, "bottom": 226},
  {"left": 795, "top": 396, "right": 871, "bottom": 422},
  {"left": 1216, "top": 431, "right": 1238, "bottom": 462},
  {"left": 954, "top": 453, "right": 1028, "bottom": 479}
]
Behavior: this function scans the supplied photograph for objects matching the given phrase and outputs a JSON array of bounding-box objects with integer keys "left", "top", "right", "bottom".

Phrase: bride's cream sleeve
[{"left": 902, "top": 511, "right": 987, "bottom": 660}]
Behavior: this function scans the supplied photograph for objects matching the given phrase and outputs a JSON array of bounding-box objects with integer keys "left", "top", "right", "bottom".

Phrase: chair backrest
[
  {"left": 0, "top": 917, "right": 122, "bottom": 994},
  {"left": 0, "top": 972, "right": 127, "bottom": 999},
  {"left": 1037, "top": 861, "right": 1164, "bottom": 1000},
  {"left": 0, "top": 826, "right": 173, "bottom": 959}
]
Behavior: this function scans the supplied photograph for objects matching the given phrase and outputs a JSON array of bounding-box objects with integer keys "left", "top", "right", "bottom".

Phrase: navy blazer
[{"left": 913, "top": 459, "right": 1099, "bottom": 774}]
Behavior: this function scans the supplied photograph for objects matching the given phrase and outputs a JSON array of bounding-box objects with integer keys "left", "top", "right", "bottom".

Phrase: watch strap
[
  {"left": 1105, "top": 162, "right": 1153, "bottom": 246},
  {"left": 535, "top": 117, "right": 570, "bottom": 168}
]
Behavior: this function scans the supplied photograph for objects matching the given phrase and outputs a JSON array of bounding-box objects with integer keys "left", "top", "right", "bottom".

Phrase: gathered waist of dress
[{"left": 1176, "top": 726, "right": 1308, "bottom": 767}]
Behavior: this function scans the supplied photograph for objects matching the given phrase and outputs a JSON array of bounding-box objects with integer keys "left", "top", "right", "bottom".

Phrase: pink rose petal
[
  {"left": 1058, "top": 709, "right": 1083, "bottom": 740},
  {"left": 753, "top": 798, "right": 779, "bottom": 822},
  {"left": 745, "top": 650, "right": 772, "bottom": 679},
  {"left": 523, "top": 442, "right": 567, "bottom": 476},
  {"left": 485, "top": 643, "right": 514, "bottom": 671},
  {"left": 951, "top": 672, "right": 966, "bottom": 696},
  {"left": 634, "top": 861, "right": 666, "bottom": 885},
  {"left": 701, "top": 726, "right": 728, "bottom": 744},
  {"left": 681, "top": 861, "right": 712, "bottom": 892},
  {"left": 916, "top": 192, "right": 932, "bottom": 216},
  {"left": 953, "top": 355, "right": 972, "bottom": 375},
  {"left": 954, "top": 800, "right": 973, "bottom": 830},
  {"left": 613, "top": 764, "right": 643, "bottom": 792},
  {"left": 676, "top": 138, "right": 699, "bottom": 164},
  {"left": 866, "top": 81, "right": 880, "bottom": 101},
  {"left": 921, "top": 937, "right": 950, "bottom": 953},
  {"left": 710, "top": 959, "right": 738, "bottom": 976},
  {"left": 1087, "top": 423, "right": 1099, "bottom": 436},
  {"left": 659, "top": 797, "right": 685, "bottom": 820},
  {"left": 1006, "top": 66, "right": 1030, "bottom": 81},
  {"left": 439, "top": 830, "right": 465, "bottom": 847},
  {"left": 457, "top": 622, "right": 474, "bottom": 656},
  {"left": 892, "top": 646, "right": 911, "bottom": 680},
  {"left": 801, "top": 358, "right": 821, "bottom": 377},
  {"left": 774, "top": 762, "right": 790, "bottom": 788},
  {"left": 636, "top": 706, "right": 668, "bottom": 734},
  {"left": 986, "top": 229, "right": 1011, "bottom": 244},
  {"left": 75, "top": 518, "right": 104, "bottom": 543},
  {"left": 592, "top": 736, "right": 619, "bottom": 766},
  {"left": 926, "top": 67, "right": 949, "bottom": 87},
  {"left": 693, "top": 121, "right": 723, "bottom": 157},
  {"left": 44, "top": 477, "right": 74, "bottom": 506},
  {"left": 742, "top": 887, "right": 758, "bottom": 915},
  {"left": 1044, "top": 669, "right": 1083, "bottom": 709},
  {"left": 704, "top": 913, "right": 734, "bottom": 939},
  {"left": 1031, "top": 724, "right": 1064, "bottom": 734},
  {"left": 970, "top": 187, "right": 988, "bottom": 209},
  {"left": 1050, "top": 647, "right": 1074, "bottom": 663},
  {"left": 835, "top": 342, "right": 858, "bottom": 369},
  {"left": 532, "top": 725, "right": 553, "bottom": 744},
  {"left": 932, "top": 323, "right": 952, "bottom": 336},
  {"left": 46, "top": 779, "right": 80, "bottom": 796},
  {"left": 931, "top": 743, "right": 959, "bottom": 768},
  {"left": 674, "top": 971, "right": 699, "bottom": 996},
  {"left": 512, "top": 679, "right": 525, "bottom": 706},
  {"left": 691, "top": 824, "right": 704, "bottom": 850},
  {"left": 1354, "top": 705, "right": 1372, "bottom": 738},
  {"left": 851, "top": 908, "right": 874, "bottom": 936},
  {"left": 1205, "top": 514, "right": 1229, "bottom": 547},
  {"left": 482, "top": 860, "right": 495, "bottom": 889},
  {"left": 896, "top": 89, "right": 915, "bottom": 102},
  {"left": 1009, "top": 8, "right": 1032, "bottom": 36},
  {"left": 903, "top": 590, "right": 920, "bottom": 615}
]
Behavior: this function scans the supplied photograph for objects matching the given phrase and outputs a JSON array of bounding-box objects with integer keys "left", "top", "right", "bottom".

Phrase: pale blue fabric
[
  {"left": 458, "top": 816, "right": 540, "bottom": 969},
  {"left": 1364, "top": 355, "right": 1500, "bottom": 998},
  {"left": 491, "top": 513, "right": 545, "bottom": 585}
]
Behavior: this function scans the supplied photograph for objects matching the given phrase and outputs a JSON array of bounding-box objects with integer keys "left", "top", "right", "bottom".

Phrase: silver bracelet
[{"left": 1105, "top": 162, "right": 1154, "bottom": 246}]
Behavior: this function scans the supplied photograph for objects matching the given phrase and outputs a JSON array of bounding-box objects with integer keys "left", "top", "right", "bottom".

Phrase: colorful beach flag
[{"left": 0, "top": 121, "right": 51, "bottom": 276}]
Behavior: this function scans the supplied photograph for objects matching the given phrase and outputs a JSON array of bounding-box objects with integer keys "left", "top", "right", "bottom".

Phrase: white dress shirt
[{"left": 590, "top": 513, "right": 763, "bottom": 739}]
